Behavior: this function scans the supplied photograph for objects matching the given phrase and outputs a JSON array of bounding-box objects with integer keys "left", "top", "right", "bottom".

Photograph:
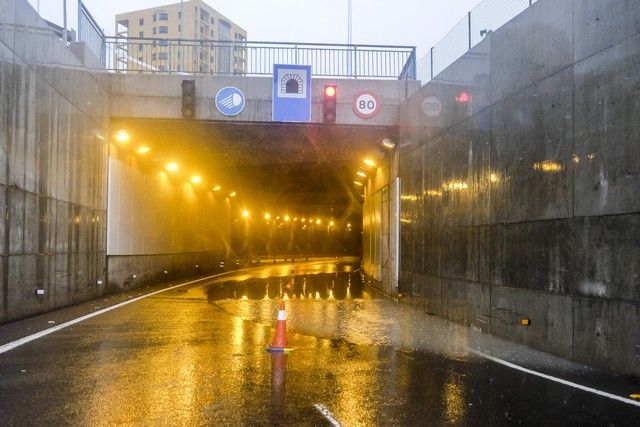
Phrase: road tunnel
[{"left": 107, "top": 118, "right": 397, "bottom": 289}]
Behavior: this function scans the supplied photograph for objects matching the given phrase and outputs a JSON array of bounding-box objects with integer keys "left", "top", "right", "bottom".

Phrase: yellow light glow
[
  {"left": 301, "top": 218, "right": 306, "bottom": 223},
  {"left": 242, "top": 210, "right": 250, "bottom": 218},
  {"left": 136, "top": 146, "right": 150, "bottom": 154},
  {"left": 347, "top": 223, "right": 351, "bottom": 227},
  {"left": 284, "top": 215, "right": 290, "bottom": 222},
  {"left": 356, "top": 171, "right": 367, "bottom": 178},
  {"left": 229, "top": 191, "right": 237, "bottom": 198},
  {"left": 382, "top": 138, "right": 396, "bottom": 149},
  {"left": 425, "top": 190, "right": 443, "bottom": 197},
  {"left": 533, "top": 160, "right": 564, "bottom": 173},
  {"left": 264, "top": 213, "right": 271, "bottom": 220},
  {"left": 114, "top": 130, "right": 130, "bottom": 143},
  {"left": 213, "top": 185, "right": 222, "bottom": 191},
  {"left": 363, "top": 158, "right": 376, "bottom": 167},
  {"left": 489, "top": 173, "right": 500, "bottom": 183},
  {"left": 442, "top": 181, "right": 469, "bottom": 191},
  {"left": 329, "top": 220, "right": 335, "bottom": 227},
  {"left": 401, "top": 194, "right": 419, "bottom": 201},
  {"left": 354, "top": 181, "right": 363, "bottom": 186},
  {"left": 165, "top": 162, "right": 179, "bottom": 172},
  {"left": 190, "top": 175, "right": 202, "bottom": 184},
  {"left": 293, "top": 217, "right": 298, "bottom": 221},
  {"left": 316, "top": 219, "right": 321, "bottom": 225}
]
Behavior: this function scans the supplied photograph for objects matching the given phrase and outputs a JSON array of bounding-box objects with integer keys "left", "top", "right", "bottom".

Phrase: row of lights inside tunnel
[
  {"left": 113, "top": 129, "right": 237, "bottom": 197},
  {"left": 353, "top": 137, "right": 397, "bottom": 191},
  {"left": 112, "top": 129, "right": 352, "bottom": 231}
]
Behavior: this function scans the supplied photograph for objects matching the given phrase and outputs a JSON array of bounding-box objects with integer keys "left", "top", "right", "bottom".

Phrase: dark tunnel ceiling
[{"left": 111, "top": 118, "right": 397, "bottom": 215}]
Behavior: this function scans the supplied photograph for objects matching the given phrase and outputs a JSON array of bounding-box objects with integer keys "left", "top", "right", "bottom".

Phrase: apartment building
[{"left": 115, "top": 0, "right": 247, "bottom": 74}]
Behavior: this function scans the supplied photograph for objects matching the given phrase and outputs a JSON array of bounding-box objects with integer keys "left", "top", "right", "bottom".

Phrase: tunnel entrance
[{"left": 108, "top": 119, "right": 396, "bottom": 264}]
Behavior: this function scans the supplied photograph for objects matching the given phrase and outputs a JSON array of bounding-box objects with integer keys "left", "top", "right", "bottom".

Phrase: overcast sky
[{"left": 30, "top": 0, "right": 481, "bottom": 60}]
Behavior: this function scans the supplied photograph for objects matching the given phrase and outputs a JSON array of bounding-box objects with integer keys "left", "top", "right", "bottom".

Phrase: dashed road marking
[{"left": 471, "top": 349, "right": 640, "bottom": 408}]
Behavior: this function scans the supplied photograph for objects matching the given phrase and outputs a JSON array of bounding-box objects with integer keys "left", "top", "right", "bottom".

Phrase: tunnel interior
[{"left": 109, "top": 118, "right": 396, "bottom": 258}]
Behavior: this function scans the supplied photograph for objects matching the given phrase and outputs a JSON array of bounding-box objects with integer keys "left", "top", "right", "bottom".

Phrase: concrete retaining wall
[
  {"left": 396, "top": 0, "right": 640, "bottom": 375},
  {"left": 0, "top": 0, "right": 109, "bottom": 322}
]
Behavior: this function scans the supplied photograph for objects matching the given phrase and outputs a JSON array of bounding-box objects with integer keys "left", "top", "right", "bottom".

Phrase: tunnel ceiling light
[
  {"left": 264, "top": 213, "right": 271, "bottom": 220},
  {"left": 165, "top": 162, "right": 179, "bottom": 172},
  {"left": 213, "top": 185, "right": 222, "bottom": 191},
  {"left": 190, "top": 175, "right": 202, "bottom": 184},
  {"left": 114, "top": 130, "right": 130, "bottom": 143},
  {"left": 136, "top": 146, "right": 150, "bottom": 154},
  {"left": 329, "top": 220, "right": 335, "bottom": 227},
  {"left": 354, "top": 180, "right": 364, "bottom": 186},
  {"left": 363, "top": 158, "right": 376, "bottom": 167},
  {"left": 229, "top": 191, "right": 237, "bottom": 198},
  {"left": 284, "top": 215, "right": 290, "bottom": 222},
  {"left": 316, "top": 219, "right": 321, "bottom": 225},
  {"left": 382, "top": 138, "right": 396, "bottom": 149},
  {"left": 347, "top": 223, "right": 352, "bottom": 227},
  {"left": 356, "top": 170, "right": 367, "bottom": 178},
  {"left": 242, "top": 210, "right": 250, "bottom": 218},
  {"left": 301, "top": 218, "right": 306, "bottom": 222}
]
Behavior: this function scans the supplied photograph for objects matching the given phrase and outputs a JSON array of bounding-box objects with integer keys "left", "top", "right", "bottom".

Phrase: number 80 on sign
[{"left": 352, "top": 91, "right": 381, "bottom": 119}]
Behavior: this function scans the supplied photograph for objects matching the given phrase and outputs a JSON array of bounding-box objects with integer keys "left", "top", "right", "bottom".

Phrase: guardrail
[{"left": 105, "top": 38, "right": 416, "bottom": 80}]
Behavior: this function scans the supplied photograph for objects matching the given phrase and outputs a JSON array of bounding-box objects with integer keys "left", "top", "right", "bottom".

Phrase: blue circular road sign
[{"left": 215, "top": 87, "right": 245, "bottom": 116}]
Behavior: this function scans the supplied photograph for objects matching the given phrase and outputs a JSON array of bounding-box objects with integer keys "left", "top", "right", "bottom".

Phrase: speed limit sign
[{"left": 352, "top": 91, "right": 381, "bottom": 119}]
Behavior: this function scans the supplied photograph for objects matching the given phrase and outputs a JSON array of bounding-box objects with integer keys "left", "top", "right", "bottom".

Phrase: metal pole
[
  {"left": 430, "top": 46, "right": 433, "bottom": 79},
  {"left": 347, "top": 0, "right": 352, "bottom": 45},
  {"left": 180, "top": 0, "right": 184, "bottom": 71},
  {"left": 37, "top": 0, "right": 40, "bottom": 13},
  {"left": 467, "top": 11, "right": 471, "bottom": 50},
  {"left": 62, "top": 0, "right": 68, "bottom": 44}
]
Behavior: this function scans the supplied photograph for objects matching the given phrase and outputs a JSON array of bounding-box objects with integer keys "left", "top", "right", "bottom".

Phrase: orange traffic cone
[{"left": 267, "top": 301, "right": 290, "bottom": 352}]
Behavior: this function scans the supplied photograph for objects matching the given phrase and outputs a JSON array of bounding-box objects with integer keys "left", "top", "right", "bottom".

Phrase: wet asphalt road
[{"left": 0, "top": 257, "right": 639, "bottom": 426}]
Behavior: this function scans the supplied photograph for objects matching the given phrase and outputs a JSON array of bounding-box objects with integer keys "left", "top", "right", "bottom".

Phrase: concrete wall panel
[
  {"left": 573, "top": 32, "right": 640, "bottom": 217},
  {"left": 393, "top": 0, "right": 640, "bottom": 375},
  {"left": 0, "top": 0, "right": 109, "bottom": 322}
]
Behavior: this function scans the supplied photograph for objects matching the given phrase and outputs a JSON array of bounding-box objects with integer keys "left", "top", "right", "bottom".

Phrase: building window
[
  {"left": 152, "top": 53, "right": 157, "bottom": 60},
  {"left": 153, "top": 27, "right": 157, "bottom": 35},
  {"left": 211, "top": 29, "right": 214, "bottom": 37},
  {"left": 138, "top": 31, "right": 144, "bottom": 38},
  {"left": 159, "top": 40, "right": 169, "bottom": 46},
  {"left": 159, "top": 26, "right": 168, "bottom": 34},
  {"left": 219, "top": 21, "right": 230, "bottom": 40},
  {"left": 178, "top": 25, "right": 181, "bottom": 33},
  {"left": 138, "top": 44, "right": 143, "bottom": 51},
  {"left": 178, "top": 11, "right": 182, "bottom": 19},
  {"left": 158, "top": 52, "right": 168, "bottom": 60},
  {"left": 158, "top": 65, "right": 167, "bottom": 71},
  {"left": 211, "top": 17, "right": 215, "bottom": 25},
  {"left": 139, "top": 18, "right": 144, "bottom": 26},
  {"left": 153, "top": 14, "right": 157, "bottom": 22},
  {"left": 159, "top": 12, "right": 169, "bottom": 21},
  {"left": 200, "top": 10, "right": 210, "bottom": 22},
  {"left": 138, "top": 56, "right": 143, "bottom": 62}
]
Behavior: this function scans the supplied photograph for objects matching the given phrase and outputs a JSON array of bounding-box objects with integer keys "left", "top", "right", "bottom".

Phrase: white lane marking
[
  {"left": 0, "top": 274, "right": 225, "bottom": 355},
  {"left": 313, "top": 403, "right": 342, "bottom": 427},
  {"left": 471, "top": 349, "right": 640, "bottom": 408}
]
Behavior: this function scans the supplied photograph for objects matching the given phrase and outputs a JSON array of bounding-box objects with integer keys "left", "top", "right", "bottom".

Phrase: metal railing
[
  {"left": 77, "top": 0, "right": 106, "bottom": 63},
  {"left": 105, "top": 38, "right": 416, "bottom": 80},
  {"left": 418, "top": 0, "right": 539, "bottom": 83}
]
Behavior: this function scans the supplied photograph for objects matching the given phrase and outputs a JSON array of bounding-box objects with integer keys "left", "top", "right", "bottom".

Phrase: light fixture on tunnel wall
[
  {"left": 354, "top": 180, "right": 363, "bottom": 186},
  {"left": 136, "top": 146, "right": 150, "bottom": 154},
  {"left": 382, "top": 137, "right": 396, "bottom": 149},
  {"left": 229, "top": 191, "right": 237, "bottom": 198},
  {"left": 213, "top": 185, "right": 222, "bottom": 191},
  {"left": 114, "top": 130, "right": 130, "bottom": 143},
  {"left": 356, "top": 170, "right": 367, "bottom": 178},
  {"left": 264, "top": 213, "right": 271, "bottom": 220},
  {"left": 181, "top": 79, "right": 196, "bottom": 119},
  {"left": 190, "top": 175, "right": 202, "bottom": 184},
  {"left": 165, "top": 162, "right": 179, "bottom": 172},
  {"left": 363, "top": 158, "right": 376, "bottom": 168},
  {"left": 242, "top": 210, "right": 250, "bottom": 218}
]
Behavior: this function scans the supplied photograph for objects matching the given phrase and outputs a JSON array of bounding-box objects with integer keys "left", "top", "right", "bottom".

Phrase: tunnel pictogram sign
[{"left": 273, "top": 64, "right": 311, "bottom": 122}]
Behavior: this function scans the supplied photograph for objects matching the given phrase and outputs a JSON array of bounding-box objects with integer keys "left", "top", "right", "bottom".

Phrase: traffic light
[
  {"left": 323, "top": 84, "right": 337, "bottom": 123},
  {"left": 181, "top": 79, "right": 196, "bottom": 119}
]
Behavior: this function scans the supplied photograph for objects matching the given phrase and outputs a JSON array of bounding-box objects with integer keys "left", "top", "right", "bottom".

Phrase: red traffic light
[
  {"left": 455, "top": 91, "right": 472, "bottom": 103},
  {"left": 324, "top": 85, "right": 337, "bottom": 98}
]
